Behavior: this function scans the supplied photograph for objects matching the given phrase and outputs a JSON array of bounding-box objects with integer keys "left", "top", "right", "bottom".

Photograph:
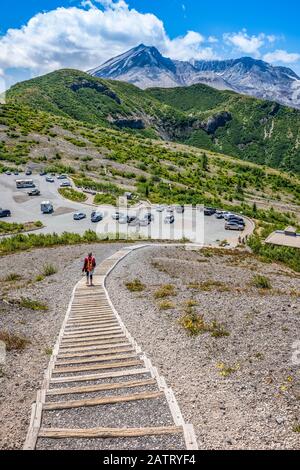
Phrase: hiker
[{"left": 82, "top": 252, "right": 96, "bottom": 286}]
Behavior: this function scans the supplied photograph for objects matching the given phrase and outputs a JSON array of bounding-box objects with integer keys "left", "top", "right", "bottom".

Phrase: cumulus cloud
[
  {"left": 224, "top": 30, "right": 266, "bottom": 56},
  {"left": 263, "top": 49, "right": 300, "bottom": 64},
  {"left": 0, "top": 0, "right": 299, "bottom": 88},
  {"left": 0, "top": 0, "right": 217, "bottom": 86}
]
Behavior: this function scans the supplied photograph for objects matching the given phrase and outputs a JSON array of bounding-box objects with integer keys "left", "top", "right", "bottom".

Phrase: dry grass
[
  {"left": 188, "top": 280, "right": 231, "bottom": 292},
  {"left": 125, "top": 279, "right": 146, "bottom": 292},
  {"left": 159, "top": 300, "right": 175, "bottom": 310},
  {"left": 2, "top": 273, "right": 23, "bottom": 282},
  {"left": 252, "top": 275, "right": 272, "bottom": 289},
  {"left": 179, "top": 310, "right": 229, "bottom": 338},
  {"left": 0, "top": 331, "right": 31, "bottom": 351},
  {"left": 154, "top": 284, "right": 176, "bottom": 299}
]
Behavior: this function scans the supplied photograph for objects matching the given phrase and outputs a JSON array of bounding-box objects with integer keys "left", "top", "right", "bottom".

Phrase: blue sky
[{"left": 0, "top": 0, "right": 300, "bottom": 91}]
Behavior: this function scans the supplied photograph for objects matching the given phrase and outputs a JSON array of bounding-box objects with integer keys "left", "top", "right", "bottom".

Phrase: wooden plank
[
  {"left": 67, "top": 317, "right": 115, "bottom": 323},
  {"left": 39, "top": 425, "right": 182, "bottom": 439},
  {"left": 60, "top": 337, "right": 127, "bottom": 348},
  {"left": 58, "top": 346, "right": 133, "bottom": 357},
  {"left": 52, "top": 359, "right": 142, "bottom": 374},
  {"left": 63, "top": 329, "right": 122, "bottom": 339},
  {"left": 50, "top": 368, "right": 150, "bottom": 384},
  {"left": 43, "top": 390, "right": 163, "bottom": 410},
  {"left": 47, "top": 379, "right": 156, "bottom": 396},
  {"left": 60, "top": 335, "right": 126, "bottom": 346},
  {"left": 65, "top": 321, "right": 119, "bottom": 330},
  {"left": 55, "top": 353, "right": 137, "bottom": 366}
]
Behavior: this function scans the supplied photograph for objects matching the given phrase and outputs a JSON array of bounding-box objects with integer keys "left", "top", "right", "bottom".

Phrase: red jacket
[{"left": 83, "top": 256, "right": 96, "bottom": 272}]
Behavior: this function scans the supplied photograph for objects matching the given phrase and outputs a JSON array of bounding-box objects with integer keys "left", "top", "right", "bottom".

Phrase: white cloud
[
  {"left": 224, "top": 30, "right": 266, "bottom": 56},
  {"left": 263, "top": 49, "right": 300, "bottom": 64},
  {"left": 0, "top": 0, "right": 218, "bottom": 86}
]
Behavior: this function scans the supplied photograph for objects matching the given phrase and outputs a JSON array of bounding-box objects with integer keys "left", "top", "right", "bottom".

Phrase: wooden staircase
[{"left": 24, "top": 246, "right": 198, "bottom": 451}]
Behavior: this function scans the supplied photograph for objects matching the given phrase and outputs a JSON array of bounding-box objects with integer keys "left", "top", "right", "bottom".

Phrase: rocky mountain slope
[
  {"left": 90, "top": 44, "right": 300, "bottom": 110},
  {"left": 7, "top": 69, "right": 300, "bottom": 173}
]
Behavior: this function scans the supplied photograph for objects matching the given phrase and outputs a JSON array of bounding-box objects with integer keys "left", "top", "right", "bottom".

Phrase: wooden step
[
  {"left": 43, "top": 391, "right": 163, "bottom": 410},
  {"left": 60, "top": 337, "right": 127, "bottom": 348},
  {"left": 65, "top": 321, "right": 119, "bottom": 330},
  {"left": 50, "top": 368, "right": 150, "bottom": 384},
  {"left": 63, "top": 328, "right": 122, "bottom": 338},
  {"left": 47, "top": 379, "right": 156, "bottom": 396},
  {"left": 55, "top": 353, "right": 137, "bottom": 366},
  {"left": 52, "top": 359, "right": 143, "bottom": 374},
  {"left": 39, "top": 425, "right": 182, "bottom": 439},
  {"left": 58, "top": 345, "right": 133, "bottom": 357}
]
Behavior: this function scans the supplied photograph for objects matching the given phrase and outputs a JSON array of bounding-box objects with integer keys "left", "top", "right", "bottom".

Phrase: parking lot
[{"left": 0, "top": 174, "right": 251, "bottom": 245}]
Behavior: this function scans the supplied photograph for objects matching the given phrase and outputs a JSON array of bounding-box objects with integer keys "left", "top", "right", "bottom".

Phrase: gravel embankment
[
  {"left": 106, "top": 246, "right": 300, "bottom": 450},
  {"left": 0, "top": 242, "right": 126, "bottom": 450}
]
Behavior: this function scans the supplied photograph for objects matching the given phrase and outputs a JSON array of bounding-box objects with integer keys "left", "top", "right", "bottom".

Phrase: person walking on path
[{"left": 82, "top": 252, "right": 96, "bottom": 286}]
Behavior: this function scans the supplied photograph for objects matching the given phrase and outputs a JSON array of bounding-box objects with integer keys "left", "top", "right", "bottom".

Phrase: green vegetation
[
  {"left": 0, "top": 221, "right": 43, "bottom": 235},
  {"left": 7, "top": 69, "right": 300, "bottom": 173},
  {"left": 252, "top": 274, "right": 272, "bottom": 289},
  {"left": 17, "top": 297, "right": 48, "bottom": 311},
  {"left": 159, "top": 300, "right": 175, "bottom": 310},
  {"left": 125, "top": 279, "right": 145, "bottom": 292},
  {"left": 249, "top": 235, "right": 300, "bottom": 273},
  {"left": 58, "top": 187, "right": 87, "bottom": 202},
  {"left": 42, "top": 264, "right": 57, "bottom": 277},
  {"left": 0, "top": 331, "right": 31, "bottom": 351},
  {"left": 94, "top": 193, "right": 117, "bottom": 205},
  {"left": 179, "top": 310, "right": 229, "bottom": 338},
  {"left": 154, "top": 284, "right": 176, "bottom": 299},
  {"left": 3, "top": 273, "right": 22, "bottom": 282},
  {"left": 0, "top": 230, "right": 134, "bottom": 256}
]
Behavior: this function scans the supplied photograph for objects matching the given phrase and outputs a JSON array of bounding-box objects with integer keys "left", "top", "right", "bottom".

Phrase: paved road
[{"left": 0, "top": 174, "right": 249, "bottom": 245}]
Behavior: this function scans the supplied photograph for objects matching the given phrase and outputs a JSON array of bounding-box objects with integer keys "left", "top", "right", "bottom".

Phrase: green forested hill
[{"left": 7, "top": 69, "right": 300, "bottom": 173}]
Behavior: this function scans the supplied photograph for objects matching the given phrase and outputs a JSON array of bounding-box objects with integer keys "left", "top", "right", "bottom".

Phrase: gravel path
[
  {"left": 0, "top": 242, "right": 126, "bottom": 450},
  {"left": 106, "top": 246, "right": 300, "bottom": 450}
]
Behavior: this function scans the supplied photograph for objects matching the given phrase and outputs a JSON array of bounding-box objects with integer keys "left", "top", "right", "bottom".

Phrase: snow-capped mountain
[{"left": 89, "top": 44, "right": 300, "bottom": 109}]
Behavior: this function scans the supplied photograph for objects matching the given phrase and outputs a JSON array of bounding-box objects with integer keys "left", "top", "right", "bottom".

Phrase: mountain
[
  {"left": 90, "top": 44, "right": 300, "bottom": 109},
  {"left": 6, "top": 69, "right": 300, "bottom": 173}
]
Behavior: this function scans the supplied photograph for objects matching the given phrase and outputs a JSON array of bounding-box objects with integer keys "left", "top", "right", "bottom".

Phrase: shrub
[
  {"left": 159, "top": 300, "right": 175, "bottom": 310},
  {"left": 58, "top": 187, "right": 87, "bottom": 203},
  {"left": 125, "top": 279, "right": 145, "bottom": 292},
  {"left": 252, "top": 275, "right": 272, "bottom": 289},
  {"left": 17, "top": 297, "right": 48, "bottom": 311},
  {"left": 3, "top": 273, "right": 22, "bottom": 282},
  {"left": 154, "top": 284, "right": 176, "bottom": 299},
  {"left": 42, "top": 264, "right": 57, "bottom": 277}
]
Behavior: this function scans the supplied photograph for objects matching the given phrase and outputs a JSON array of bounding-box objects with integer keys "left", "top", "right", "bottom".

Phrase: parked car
[
  {"left": 13, "top": 171, "right": 19, "bottom": 176},
  {"left": 91, "top": 212, "right": 104, "bottom": 223},
  {"left": 166, "top": 206, "right": 174, "bottom": 213},
  {"left": 73, "top": 212, "right": 86, "bottom": 221},
  {"left": 164, "top": 214, "right": 175, "bottom": 224},
  {"left": 227, "top": 215, "right": 245, "bottom": 226},
  {"left": 204, "top": 207, "right": 216, "bottom": 216},
  {"left": 41, "top": 201, "right": 53, "bottom": 214},
  {"left": 142, "top": 212, "right": 154, "bottom": 222},
  {"left": 139, "top": 218, "right": 151, "bottom": 227},
  {"left": 25, "top": 170, "right": 32, "bottom": 176},
  {"left": 28, "top": 189, "right": 40, "bottom": 196},
  {"left": 225, "top": 222, "right": 244, "bottom": 231},
  {"left": 0, "top": 209, "right": 11, "bottom": 217},
  {"left": 39, "top": 171, "right": 46, "bottom": 176},
  {"left": 112, "top": 211, "right": 122, "bottom": 220},
  {"left": 215, "top": 211, "right": 225, "bottom": 219},
  {"left": 127, "top": 215, "right": 137, "bottom": 224},
  {"left": 46, "top": 176, "right": 55, "bottom": 183},
  {"left": 176, "top": 205, "right": 185, "bottom": 214},
  {"left": 60, "top": 181, "right": 71, "bottom": 188},
  {"left": 5, "top": 171, "right": 11, "bottom": 175},
  {"left": 118, "top": 215, "right": 129, "bottom": 224},
  {"left": 128, "top": 218, "right": 140, "bottom": 227},
  {"left": 156, "top": 205, "right": 165, "bottom": 212},
  {"left": 57, "top": 174, "right": 67, "bottom": 180}
]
